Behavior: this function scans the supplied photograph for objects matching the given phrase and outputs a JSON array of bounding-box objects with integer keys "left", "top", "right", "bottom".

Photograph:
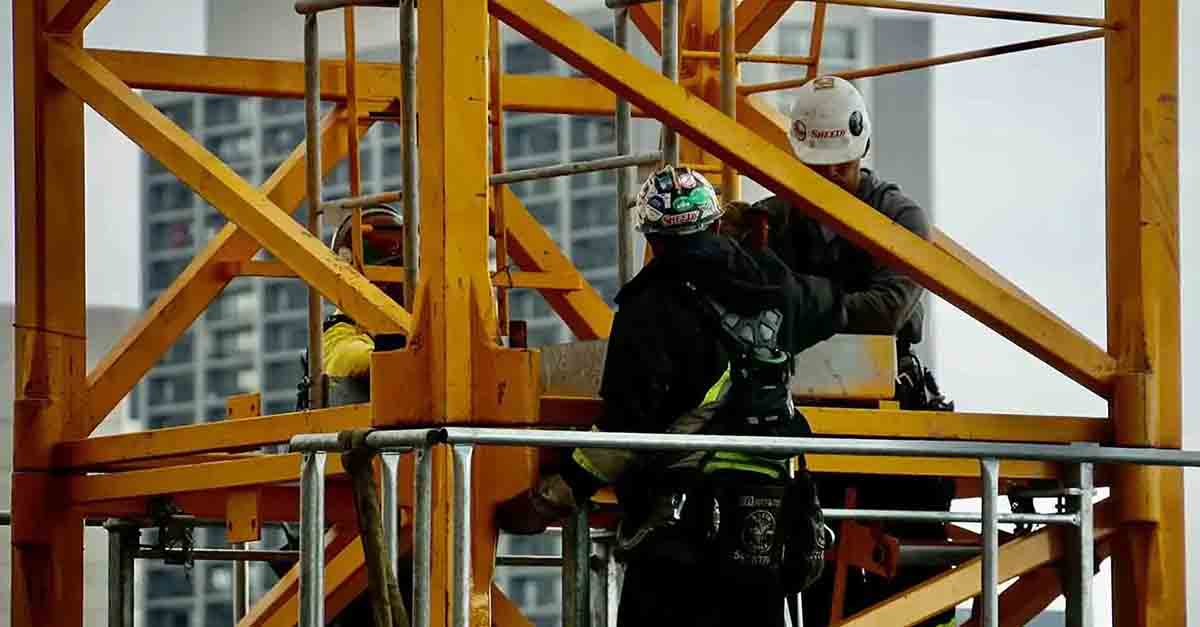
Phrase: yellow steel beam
[
  {"left": 92, "top": 48, "right": 641, "bottom": 117},
  {"left": 84, "top": 104, "right": 364, "bottom": 433},
  {"left": 839, "top": 501, "right": 1117, "bottom": 626},
  {"left": 232, "top": 260, "right": 407, "bottom": 284},
  {"left": 12, "top": 3, "right": 87, "bottom": 625},
  {"left": 1105, "top": 0, "right": 1185, "bottom": 623},
  {"left": 809, "top": 455, "right": 1060, "bottom": 480},
  {"left": 47, "top": 43, "right": 410, "bottom": 333},
  {"left": 733, "top": 0, "right": 795, "bottom": 52},
  {"left": 485, "top": 6, "right": 1115, "bottom": 395},
  {"left": 66, "top": 453, "right": 347, "bottom": 503},
  {"left": 45, "top": 0, "right": 111, "bottom": 33},
  {"left": 493, "top": 586, "right": 536, "bottom": 627},
  {"left": 504, "top": 187, "right": 613, "bottom": 339},
  {"left": 803, "top": 407, "right": 1109, "bottom": 444},
  {"left": 491, "top": 270, "right": 584, "bottom": 291},
  {"left": 54, "top": 404, "right": 370, "bottom": 470}
]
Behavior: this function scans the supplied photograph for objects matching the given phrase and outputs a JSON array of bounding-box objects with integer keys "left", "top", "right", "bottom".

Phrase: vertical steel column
[
  {"left": 233, "top": 542, "right": 250, "bottom": 622},
  {"left": 303, "top": 14, "right": 325, "bottom": 410},
  {"left": 661, "top": 0, "right": 679, "bottom": 165},
  {"left": 381, "top": 451, "right": 402, "bottom": 578},
  {"left": 719, "top": 0, "right": 739, "bottom": 201},
  {"left": 400, "top": 0, "right": 420, "bottom": 306},
  {"left": 412, "top": 445, "right": 434, "bottom": 627},
  {"left": 451, "top": 445, "right": 475, "bottom": 627},
  {"left": 1066, "top": 460, "right": 1095, "bottom": 627},
  {"left": 300, "top": 451, "right": 327, "bottom": 627},
  {"left": 614, "top": 7, "right": 636, "bottom": 285},
  {"left": 563, "top": 509, "right": 591, "bottom": 627},
  {"left": 980, "top": 458, "right": 1000, "bottom": 627},
  {"left": 105, "top": 521, "right": 136, "bottom": 627}
]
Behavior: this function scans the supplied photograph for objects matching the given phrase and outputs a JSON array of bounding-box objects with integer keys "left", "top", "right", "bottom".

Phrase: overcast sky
[{"left": 0, "top": 0, "right": 1197, "bottom": 623}]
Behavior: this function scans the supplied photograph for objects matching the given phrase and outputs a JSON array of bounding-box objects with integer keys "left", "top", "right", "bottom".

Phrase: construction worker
[
  {"left": 321, "top": 205, "right": 408, "bottom": 406},
  {"left": 497, "top": 165, "right": 844, "bottom": 626},
  {"left": 737, "top": 76, "right": 955, "bottom": 627}
]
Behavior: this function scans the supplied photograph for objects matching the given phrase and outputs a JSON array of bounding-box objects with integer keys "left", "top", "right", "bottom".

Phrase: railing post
[
  {"left": 563, "top": 509, "right": 592, "bottom": 627},
  {"left": 451, "top": 445, "right": 475, "bottom": 627},
  {"left": 614, "top": 6, "right": 636, "bottom": 285},
  {"left": 1066, "top": 459, "right": 1095, "bottom": 627},
  {"left": 303, "top": 12, "right": 325, "bottom": 410},
  {"left": 413, "top": 444, "right": 434, "bottom": 627},
  {"left": 233, "top": 542, "right": 250, "bottom": 622},
  {"left": 105, "top": 520, "right": 137, "bottom": 627},
  {"left": 381, "top": 450, "right": 402, "bottom": 577},
  {"left": 980, "top": 457, "right": 1000, "bottom": 627},
  {"left": 300, "top": 451, "right": 327, "bottom": 627}
]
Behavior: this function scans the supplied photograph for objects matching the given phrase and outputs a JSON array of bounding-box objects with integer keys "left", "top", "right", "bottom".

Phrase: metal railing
[{"left": 288, "top": 427, "right": 1200, "bottom": 627}]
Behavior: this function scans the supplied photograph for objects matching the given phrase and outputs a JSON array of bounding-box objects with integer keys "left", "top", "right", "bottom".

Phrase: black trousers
[{"left": 617, "top": 531, "right": 787, "bottom": 627}]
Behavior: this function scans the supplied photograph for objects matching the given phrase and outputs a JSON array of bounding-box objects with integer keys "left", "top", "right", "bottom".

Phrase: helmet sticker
[
  {"left": 849, "top": 111, "right": 864, "bottom": 137},
  {"left": 813, "top": 76, "right": 836, "bottom": 90},
  {"left": 810, "top": 128, "right": 846, "bottom": 140},
  {"left": 654, "top": 172, "right": 675, "bottom": 193},
  {"left": 648, "top": 195, "right": 665, "bottom": 211},
  {"left": 661, "top": 209, "right": 700, "bottom": 226},
  {"left": 791, "top": 119, "right": 807, "bottom": 142},
  {"left": 678, "top": 172, "right": 696, "bottom": 189}
]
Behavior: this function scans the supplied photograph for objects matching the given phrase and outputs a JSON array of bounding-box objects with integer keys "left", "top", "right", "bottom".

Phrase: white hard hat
[{"left": 787, "top": 76, "right": 871, "bottom": 165}]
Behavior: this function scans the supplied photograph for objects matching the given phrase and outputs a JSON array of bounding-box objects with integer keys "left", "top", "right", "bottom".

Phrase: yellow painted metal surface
[{"left": 9, "top": 1, "right": 1187, "bottom": 625}]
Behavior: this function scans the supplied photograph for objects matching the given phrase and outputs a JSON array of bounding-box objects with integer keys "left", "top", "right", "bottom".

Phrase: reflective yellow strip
[
  {"left": 703, "top": 452, "right": 785, "bottom": 479},
  {"left": 702, "top": 365, "right": 732, "bottom": 406},
  {"left": 572, "top": 448, "right": 615, "bottom": 483}
]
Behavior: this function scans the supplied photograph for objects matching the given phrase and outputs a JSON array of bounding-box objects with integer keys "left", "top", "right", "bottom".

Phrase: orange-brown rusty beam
[{"left": 732, "top": 0, "right": 793, "bottom": 52}]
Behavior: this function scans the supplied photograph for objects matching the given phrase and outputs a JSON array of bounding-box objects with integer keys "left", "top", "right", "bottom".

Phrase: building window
[
  {"left": 147, "top": 181, "right": 194, "bottom": 213},
  {"left": 507, "top": 119, "right": 560, "bottom": 159},
  {"left": 206, "top": 130, "right": 255, "bottom": 164},
  {"left": 157, "top": 101, "right": 195, "bottom": 132},
  {"left": 570, "top": 234, "right": 617, "bottom": 271},
  {"left": 207, "top": 366, "right": 259, "bottom": 400},
  {"left": 205, "top": 564, "right": 232, "bottom": 594},
  {"left": 266, "top": 320, "right": 307, "bottom": 353},
  {"left": 146, "top": 566, "right": 192, "bottom": 599},
  {"left": 209, "top": 325, "right": 257, "bottom": 359},
  {"left": 265, "top": 359, "right": 303, "bottom": 392},
  {"left": 204, "top": 603, "right": 234, "bottom": 627},
  {"left": 148, "top": 258, "right": 189, "bottom": 292},
  {"left": 146, "top": 608, "right": 192, "bottom": 627},
  {"left": 159, "top": 334, "right": 194, "bottom": 366},
  {"left": 265, "top": 281, "right": 308, "bottom": 314},
  {"left": 148, "top": 412, "right": 193, "bottom": 430},
  {"left": 205, "top": 96, "right": 254, "bottom": 127},
  {"left": 148, "top": 373, "right": 194, "bottom": 405},
  {"left": 148, "top": 218, "right": 195, "bottom": 252},
  {"left": 206, "top": 288, "right": 258, "bottom": 322},
  {"left": 262, "top": 120, "right": 305, "bottom": 158},
  {"left": 261, "top": 97, "right": 305, "bottom": 118},
  {"left": 571, "top": 193, "right": 617, "bottom": 229},
  {"left": 505, "top": 41, "right": 554, "bottom": 74}
]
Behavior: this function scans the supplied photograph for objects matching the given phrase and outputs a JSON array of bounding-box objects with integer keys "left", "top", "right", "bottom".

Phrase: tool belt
[{"left": 615, "top": 468, "right": 827, "bottom": 594}]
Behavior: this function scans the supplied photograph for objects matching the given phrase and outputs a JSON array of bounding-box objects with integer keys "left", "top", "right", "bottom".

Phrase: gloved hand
[{"left": 495, "top": 473, "right": 578, "bottom": 535}]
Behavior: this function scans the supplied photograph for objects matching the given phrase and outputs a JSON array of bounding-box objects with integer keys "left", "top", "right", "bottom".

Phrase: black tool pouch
[{"left": 707, "top": 475, "right": 788, "bottom": 577}]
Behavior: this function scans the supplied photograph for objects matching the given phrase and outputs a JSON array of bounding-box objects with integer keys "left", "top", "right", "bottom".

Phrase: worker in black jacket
[
  {"left": 739, "top": 76, "right": 954, "bottom": 627},
  {"left": 498, "top": 165, "right": 844, "bottom": 626}
]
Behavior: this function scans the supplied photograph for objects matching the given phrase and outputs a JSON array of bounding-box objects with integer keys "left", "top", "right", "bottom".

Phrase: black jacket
[
  {"left": 753, "top": 168, "right": 929, "bottom": 347},
  {"left": 596, "top": 232, "right": 843, "bottom": 435}
]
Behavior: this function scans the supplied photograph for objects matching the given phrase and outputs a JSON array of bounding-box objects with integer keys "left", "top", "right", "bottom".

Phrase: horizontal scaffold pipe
[
  {"left": 295, "top": 0, "right": 398, "bottom": 14},
  {"left": 489, "top": 151, "right": 663, "bottom": 185},
  {"left": 286, "top": 427, "right": 1200, "bottom": 469}
]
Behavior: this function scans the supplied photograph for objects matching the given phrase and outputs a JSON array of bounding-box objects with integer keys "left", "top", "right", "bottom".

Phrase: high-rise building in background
[{"left": 136, "top": 3, "right": 931, "bottom": 625}]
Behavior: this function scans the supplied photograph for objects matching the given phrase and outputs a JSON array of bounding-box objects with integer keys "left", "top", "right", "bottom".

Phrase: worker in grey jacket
[{"left": 745, "top": 76, "right": 955, "bottom": 627}]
